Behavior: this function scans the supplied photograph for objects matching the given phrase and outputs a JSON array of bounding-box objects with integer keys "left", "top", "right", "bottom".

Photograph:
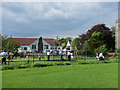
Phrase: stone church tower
[{"left": 115, "top": 19, "right": 120, "bottom": 50}]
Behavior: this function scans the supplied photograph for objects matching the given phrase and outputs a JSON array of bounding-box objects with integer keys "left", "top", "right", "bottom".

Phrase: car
[{"left": 108, "top": 53, "right": 115, "bottom": 56}]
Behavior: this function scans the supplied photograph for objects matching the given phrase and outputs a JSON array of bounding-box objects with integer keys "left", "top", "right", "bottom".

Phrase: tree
[
  {"left": 79, "top": 24, "right": 115, "bottom": 54},
  {"left": 58, "top": 37, "right": 72, "bottom": 49},
  {"left": 66, "top": 37, "right": 72, "bottom": 42},
  {"left": 62, "top": 43, "right": 66, "bottom": 49},
  {"left": 111, "top": 26, "right": 115, "bottom": 38},
  {"left": 58, "top": 38, "right": 67, "bottom": 44},
  {"left": 88, "top": 32, "right": 104, "bottom": 50},
  {"left": 81, "top": 41, "right": 93, "bottom": 55},
  {"left": 96, "top": 45, "right": 107, "bottom": 55},
  {"left": 1, "top": 34, "right": 20, "bottom": 52},
  {"left": 55, "top": 36, "right": 60, "bottom": 49},
  {"left": 72, "top": 38, "right": 80, "bottom": 50},
  {"left": 1, "top": 34, "right": 8, "bottom": 51}
]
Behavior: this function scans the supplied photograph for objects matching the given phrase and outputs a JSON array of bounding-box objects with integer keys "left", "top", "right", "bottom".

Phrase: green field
[{"left": 2, "top": 63, "right": 118, "bottom": 88}]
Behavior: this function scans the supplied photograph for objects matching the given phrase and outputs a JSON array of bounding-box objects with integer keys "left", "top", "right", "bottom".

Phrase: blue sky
[{"left": 2, "top": 2, "right": 118, "bottom": 38}]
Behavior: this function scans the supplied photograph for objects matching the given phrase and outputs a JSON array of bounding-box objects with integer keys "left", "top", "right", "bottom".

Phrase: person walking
[
  {"left": 67, "top": 51, "right": 71, "bottom": 61},
  {"left": 47, "top": 51, "right": 50, "bottom": 61},
  {"left": 60, "top": 51, "right": 63, "bottom": 60},
  {"left": 0, "top": 50, "right": 8, "bottom": 65}
]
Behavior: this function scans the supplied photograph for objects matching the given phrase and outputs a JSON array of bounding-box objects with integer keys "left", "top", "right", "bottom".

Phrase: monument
[{"left": 115, "top": 19, "right": 120, "bottom": 50}]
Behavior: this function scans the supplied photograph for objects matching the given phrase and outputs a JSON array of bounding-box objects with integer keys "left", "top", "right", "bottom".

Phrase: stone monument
[{"left": 115, "top": 19, "right": 120, "bottom": 50}]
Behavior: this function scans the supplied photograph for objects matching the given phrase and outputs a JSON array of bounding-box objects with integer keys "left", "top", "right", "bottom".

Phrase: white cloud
[
  {"left": 2, "top": 0, "right": 119, "bottom": 2},
  {"left": 15, "top": 17, "right": 30, "bottom": 23},
  {"left": 3, "top": 6, "right": 31, "bottom": 23},
  {"left": 2, "top": 2, "right": 117, "bottom": 38},
  {"left": 2, "top": 2, "right": 101, "bottom": 20}
]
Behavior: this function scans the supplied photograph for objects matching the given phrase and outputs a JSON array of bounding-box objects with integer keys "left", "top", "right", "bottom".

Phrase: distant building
[
  {"left": 11, "top": 37, "right": 62, "bottom": 53},
  {"left": 115, "top": 19, "right": 120, "bottom": 50},
  {"left": 63, "top": 40, "right": 72, "bottom": 51}
]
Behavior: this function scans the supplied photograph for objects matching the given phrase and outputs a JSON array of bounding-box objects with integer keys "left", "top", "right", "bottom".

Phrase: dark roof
[
  {"left": 43, "top": 38, "right": 56, "bottom": 46},
  {"left": 10, "top": 38, "right": 57, "bottom": 46},
  {"left": 10, "top": 38, "right": 38, "bottom": 46}
]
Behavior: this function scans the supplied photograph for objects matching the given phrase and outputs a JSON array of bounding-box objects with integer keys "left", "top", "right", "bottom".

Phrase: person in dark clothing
[
  {"left": 0, "top": 50, "right": 8, "bottom": 65},
  {"left": 67, "top": 51, "right": 71, "bottom": 61},
  {"left": 60, "top": 51, "right": 63, "bottom": 60},
  {"left": 2, "top": 57, "right": 6, "bottom": 65},
  {"left": 14, "top": 51, "right": 18, "bottom": 59},
  {"left": 47, "top": 51, "right": 50, "bottom": 61}
]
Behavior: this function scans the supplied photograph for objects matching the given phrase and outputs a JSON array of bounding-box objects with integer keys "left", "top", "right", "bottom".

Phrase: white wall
[
  {"left": 17, "top": 38, "right": 62, "bottom": 53},
  {"left": 18, "top": 45, "right": 30, "bottom": 53},
  {"left": 29, "top": 39, "right": 39, "bottom": 52},
  {"left": 42, "top": 39, "right": 51, "bottom": 50}
]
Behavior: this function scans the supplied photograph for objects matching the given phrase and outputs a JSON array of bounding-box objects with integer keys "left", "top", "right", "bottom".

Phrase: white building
[
  {"left": 63, "top": 40, "right": 72, "bottom": 52},
  {"left": 11, "top": 37, "right": 62, "bottom": 53}
]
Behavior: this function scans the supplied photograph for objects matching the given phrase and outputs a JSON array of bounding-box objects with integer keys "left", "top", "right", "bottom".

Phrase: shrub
[
  {"left": 2, "top": 65, "right": 14, "bottom": 70},
  {"left": 18, "top": 65, "right": 27, "bottom": 69},
  {"left": 32, "top": 63, "right": 49, "bottom": 67}
]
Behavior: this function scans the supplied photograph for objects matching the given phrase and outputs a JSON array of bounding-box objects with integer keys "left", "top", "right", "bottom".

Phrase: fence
[{"left": 1, "top": 53, "right": 120, "bottom": 65}]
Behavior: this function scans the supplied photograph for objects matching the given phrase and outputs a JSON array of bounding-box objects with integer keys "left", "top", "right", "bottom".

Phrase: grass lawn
[{"left": 2, "top": 63, "right": 118, "bottom": 88}]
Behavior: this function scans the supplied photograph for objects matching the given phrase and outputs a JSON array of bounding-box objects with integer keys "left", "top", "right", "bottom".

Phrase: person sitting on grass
[
  {"left": 99, "top": 53, "right": 104, "bottom": 60},
  {"left": 96, "top": 53, "right": 99, "bottom": 61}
]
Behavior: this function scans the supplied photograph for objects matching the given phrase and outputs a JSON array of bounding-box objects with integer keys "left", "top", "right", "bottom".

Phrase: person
[
  {"left": 38, "top": 54, "right": 41, "bottom": 61},
  {"left": 8, "top": 52, "right": 12, "bottom": 62},
  {"left": 26, "top": 53, "right": 29, "bottom": 58},
  {"left": 99, "top": 53, "right": 104, "bottom": 60},
  {"left": 60, "top": 51, "right": 63, "bottom": 60},
  {"left": 24, "top": 52, "right": 26, "bottom": 58},
  {"left": 96, "top": 53, "right": 99, "bottom": 61},
  {"left": 64, "top": 51, "right": 67, "bottom": 59},
  {"left": 47, "top": 51, "right": 50, "bottom": 61},
  {"left": 57, "top": 51, "right": 59, "bottom": 55},
  {"left": 67, "top": 51, "right": 71, "bottom": 61},
  {"left": 71, "top": 52, "right": 73, "bottom": 61},
  {"left": 14, "top": 51, "right": 18, "bottom": 59},
  {"left": 0, "top": 50, "right": 8, "bottom": 65},
  {"left": 20, "top": 52, "right": 24, "bottom": 58}
]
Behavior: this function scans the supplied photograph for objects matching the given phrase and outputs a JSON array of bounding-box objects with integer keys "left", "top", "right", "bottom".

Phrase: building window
[
  {"left": 58, "top": 47, "right": 60, "bottom": 49},
  {"left": 32, "top": 45, "right": 36, "bottom": 49},
  {"left": 24, "top": 47, "right": 27, "bottom": 50},
  {"left": 51, "top": 47, "right": 53, "bottom": 49},
  {"left": 44, "top": 45, "right": 48, "bottom": 49},
  {"left": 21, "top": 47, "right": 24, "bottom": 50}
]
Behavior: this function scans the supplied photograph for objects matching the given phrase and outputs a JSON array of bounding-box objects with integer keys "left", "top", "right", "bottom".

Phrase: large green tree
[
  {"left": 1, "top": 35, "right": 20, "bottom": 52},
  {"left": 88, "top": 32, "right": 104, "bottom": 50},
  {"left": 72, "top": 38, "right": 80, "bottom": 50},
  {"left": 79, "top": 24, "right": 115, "bottom": 55}
]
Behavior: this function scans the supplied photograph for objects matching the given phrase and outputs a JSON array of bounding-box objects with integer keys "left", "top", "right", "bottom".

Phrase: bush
[
  {"left": 2, "top": 65, "right": 14, "bottom": 70},
  {"left": 32, "top": 63, "right": 49, "bottom": 67},
  {"left": 18, "top": 65, "right": 27, "bottom": 69},
  {"left": 65, "top": 63, "right": 71, "bottom": 65}
]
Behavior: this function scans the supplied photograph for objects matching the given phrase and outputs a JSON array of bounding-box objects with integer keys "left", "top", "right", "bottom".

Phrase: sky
[{"left": 2, "top": 2, "right": 118, "bottom": 38}]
